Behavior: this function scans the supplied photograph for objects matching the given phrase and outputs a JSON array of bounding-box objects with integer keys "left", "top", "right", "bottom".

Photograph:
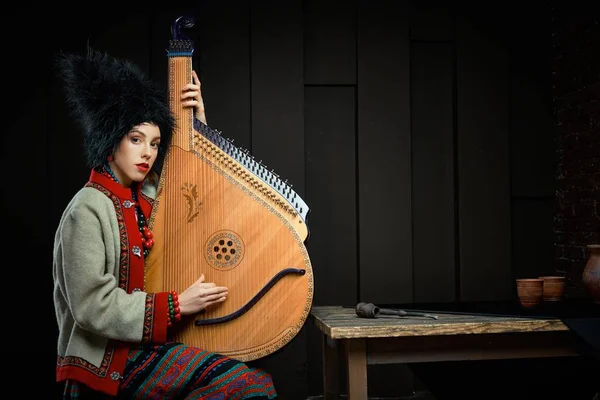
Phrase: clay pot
[
  {"left": 516, "top": 278, "right": 543, "bottom": 308},
  {"left": 582, "top": 244, "right": 600, "bottom": 304},
  {"left": 539, "top": 276, "right": 565, "bottom": 302}
]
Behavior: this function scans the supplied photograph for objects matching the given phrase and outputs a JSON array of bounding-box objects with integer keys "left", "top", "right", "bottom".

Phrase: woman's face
[{"left": 109, "top": 122, "right": 161, "bottom": 187}]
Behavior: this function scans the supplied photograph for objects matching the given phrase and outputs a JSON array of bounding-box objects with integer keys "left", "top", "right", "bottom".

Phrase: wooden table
[{"left": 311, "top": 305, "right": 582, "bottom": 400}]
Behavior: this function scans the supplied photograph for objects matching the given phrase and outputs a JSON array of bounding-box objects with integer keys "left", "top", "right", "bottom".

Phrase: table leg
[
  {"left": 322, "top": 335, "right": 340, "bottom": 399},
  {"left": 345, "top": 339, "right": 367, "bottom": 400}
]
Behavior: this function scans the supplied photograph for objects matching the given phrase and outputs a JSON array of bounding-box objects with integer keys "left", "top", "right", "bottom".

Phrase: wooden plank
[
  {"left": 251, "top": 0, "right": 305, "bottom": 196},
  {"left": 304, "top": 0, "right": 357, "bottom": 85},
  {"left": 310, "top": 306, "right": 569, "bottom": 339},
  {"left": 366, "top": 332, "right": 580, "bottom": 364},
  {"left": 410, "top": 1, "right": 453, "bottom": 41},
  {"left": 509, "top": 77, "right": 555, "bottom": 198},
  {"left": 323, "top": 335, "right": 341, "bottom": 399},
  {"left": 345, "top": 339, "right": 368, "bottom": 400},
  {"left": 411, "top": 42, "right": 456, "bottom": 303},
  {"left": 456, "top": 11, "right": 512, "bottom": 301},
  {"left": 357, "top": 0, "right": 412, "bottom": 305},
  {"left": 305, "top": 86, "right": 358, "bottom": 306}
]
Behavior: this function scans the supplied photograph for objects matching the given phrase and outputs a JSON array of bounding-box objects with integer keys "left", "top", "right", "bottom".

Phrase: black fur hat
[{"left": 55, "top": 47, "right": 175, "bottom": 172}]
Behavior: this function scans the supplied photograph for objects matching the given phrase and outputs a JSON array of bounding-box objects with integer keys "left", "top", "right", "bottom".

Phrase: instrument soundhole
[{"left": 205, "top": 230, "right": 244, "bottom": 270}]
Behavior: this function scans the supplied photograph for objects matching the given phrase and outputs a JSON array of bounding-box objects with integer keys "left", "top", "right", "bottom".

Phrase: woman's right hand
[
  {"left": 177, "top": 274, "right": 228, "bottom": 315},
  {"left": 181, "top": 70, "right": 206, "bottom": 125}
]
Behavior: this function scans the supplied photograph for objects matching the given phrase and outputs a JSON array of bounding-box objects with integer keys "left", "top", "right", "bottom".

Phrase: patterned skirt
[{"left": 62, "top": 342, "right": 278, "bottom": 399}]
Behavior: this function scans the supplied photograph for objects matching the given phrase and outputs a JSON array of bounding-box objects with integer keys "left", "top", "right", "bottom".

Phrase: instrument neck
[{"left": 167, "top": 40, "right": 194, "bottom": 150}]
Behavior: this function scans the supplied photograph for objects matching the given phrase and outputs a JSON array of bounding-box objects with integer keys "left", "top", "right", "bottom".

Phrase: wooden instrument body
[{"left": 145, "top": 26, "right": 313, "bottom": 362}]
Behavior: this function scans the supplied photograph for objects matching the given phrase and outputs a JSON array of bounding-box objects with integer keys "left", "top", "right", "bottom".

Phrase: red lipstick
[{"left": 136, "top": 163, "right": 149, "bottom": 172}]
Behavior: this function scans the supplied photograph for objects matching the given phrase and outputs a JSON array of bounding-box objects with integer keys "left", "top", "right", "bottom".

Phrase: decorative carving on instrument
[
  {"left": 181, "top": 182, "right": 203, "bottom": 223},
  {"left": 205, "top": 230, "right": 244, "bottom": 269},
  {"left": 171, "top": 15, "right": 194, "bottom": 42},
  {"left": 192, "top": 119, "right": 310, "bottom": 225}
]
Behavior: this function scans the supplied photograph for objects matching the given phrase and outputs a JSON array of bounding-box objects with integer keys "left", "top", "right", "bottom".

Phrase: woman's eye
[{"left": 132, "top": 137, "right": 141, "bottom": 143}]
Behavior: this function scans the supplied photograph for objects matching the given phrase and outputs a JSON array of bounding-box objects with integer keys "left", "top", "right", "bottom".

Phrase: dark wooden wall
[{"left": 2, "top": 1, "right": 570, "bottom": 399}]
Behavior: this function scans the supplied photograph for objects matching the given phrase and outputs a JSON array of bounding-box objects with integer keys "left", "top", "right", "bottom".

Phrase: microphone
[{"left": 355, "top": 302, "right": 438, "bottom": 320}]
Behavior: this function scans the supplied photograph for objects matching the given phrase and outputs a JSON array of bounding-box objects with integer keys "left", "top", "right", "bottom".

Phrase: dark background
[{"left": 2, "top": 1, "right": 598, "bottom": 399}]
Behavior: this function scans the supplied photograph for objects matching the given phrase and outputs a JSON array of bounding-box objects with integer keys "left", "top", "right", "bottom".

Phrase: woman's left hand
[{"left": 181, "top": 70, "right": 206, "bottom": 124}]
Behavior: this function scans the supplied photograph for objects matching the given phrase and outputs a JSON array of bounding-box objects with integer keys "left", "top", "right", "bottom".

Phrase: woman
[{"left": 53, "top": 48, "right": 278, "bottom": 399}]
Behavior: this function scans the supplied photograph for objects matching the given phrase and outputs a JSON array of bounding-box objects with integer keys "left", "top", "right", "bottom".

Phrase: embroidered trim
[
  {"left": 140, "top": 190, "right": 154, "bottom": 207},
  {"left": 56, "top": 345, "right": 115, "bottom": 377},
  {"left": 143, "top": 294, "right": 156, "bottom": 343}
]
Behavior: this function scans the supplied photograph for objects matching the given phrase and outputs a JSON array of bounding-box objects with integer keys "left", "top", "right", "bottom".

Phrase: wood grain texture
[
  {"left": 411, "top": 41, "right": 455, "bottom": 303},
  {"left": 305, "top": 86, "right": 357, "bottom": 306},
  {"left": 311, "top": 306, "right": 569, "bottom": 339},
  {"left": 146, "top": 47, "right": 314, "bottom": 363},
  {"left": 366, "top": 332, "right": 580, "bottom": 364},
  {"left": 304, "top": 0, "right": 356, "bottom": 85}
]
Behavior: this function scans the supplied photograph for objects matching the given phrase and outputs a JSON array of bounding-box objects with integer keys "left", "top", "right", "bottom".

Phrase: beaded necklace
[{"left": 99, "top": 164, "right": 154, "bottom": 258}]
